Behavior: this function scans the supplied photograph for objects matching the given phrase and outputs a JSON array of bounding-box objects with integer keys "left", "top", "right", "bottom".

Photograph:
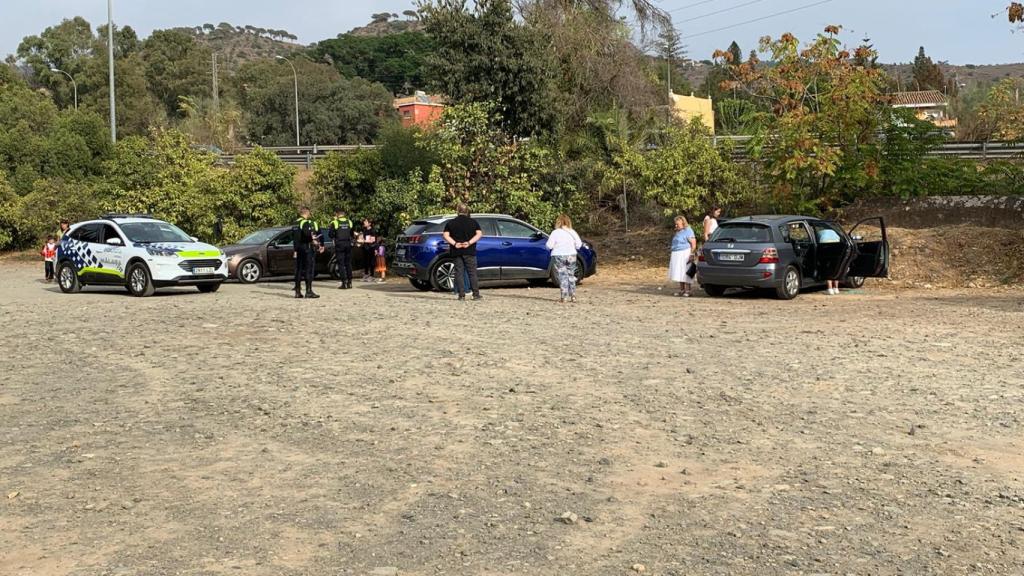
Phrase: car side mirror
[
  {"left": 190, "top": 236, "right": 199, "bottom": 242},
  {"left": 531, "top": 232, "right": 546, "bottom": 240},
  {"left": 106, "top": 237, "right": 123, "bottom": 246}
]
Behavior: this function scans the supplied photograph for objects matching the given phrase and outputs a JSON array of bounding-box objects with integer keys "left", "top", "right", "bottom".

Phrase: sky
[{"left": 2, "top": 0, "right": 1022, "bottom": 65}]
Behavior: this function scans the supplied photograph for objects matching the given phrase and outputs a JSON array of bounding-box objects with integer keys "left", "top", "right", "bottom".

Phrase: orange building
[{"left": 394, "top": 91, "right": 445, "bottom": 128}]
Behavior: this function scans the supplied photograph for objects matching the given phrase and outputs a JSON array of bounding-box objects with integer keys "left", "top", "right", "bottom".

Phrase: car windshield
[
  {"left": 238, "top": 229, "right": 282, "bottom": 245},
  {"left": 119, "top": 221, "right": 193, "bottom": 243},
  {"left": 711, "top": 223, "right": 772, "bottom": 243}
]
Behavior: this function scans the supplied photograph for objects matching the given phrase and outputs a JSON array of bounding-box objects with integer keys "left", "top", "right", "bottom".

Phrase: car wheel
[
  {"left": 430, "top": 259, "right": 457, "bottom": 292},
  {"left": 409, "top": 278, "right": 432, "bottom": 291},
  {"left": 237, "top": 259, "right": 262, "bottom": 284},
  {"left": 703, "top": 284, "right": 726, "bottom": 297},
  {"left": 775, "top": 266, "right": 801, "bottom": 300},
  {"left": 328, "top": 258, "right": 341, "bottom": 280},
  {"left": 197, "top": 282, "right": 221, "bottom": 293},
  {"left": 842, "top": 276, "right": 865, "bottom": 289},
  {"left": 57, "top": 262, "right": 81, "bottom": 293},
  {"left": 126, "top": 263, "right": 155, "bottom": 297}
]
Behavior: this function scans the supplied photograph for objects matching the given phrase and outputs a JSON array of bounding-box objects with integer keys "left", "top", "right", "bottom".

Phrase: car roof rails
[{"left": 100, "top": 213, "right": 155, "bottom": 221}]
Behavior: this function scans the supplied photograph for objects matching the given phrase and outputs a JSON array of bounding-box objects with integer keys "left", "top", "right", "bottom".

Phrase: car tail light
[
  {"left": 406, "top": 235, "right": 424, "bottom": 244},
  {"left": 758, "top": 247, "right": 779, "bottom": 264},
  {"left": 698, "top": 252, "right": 706, "bottom": 262}
]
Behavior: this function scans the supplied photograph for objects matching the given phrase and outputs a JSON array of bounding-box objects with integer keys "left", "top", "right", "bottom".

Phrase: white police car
[{"left": 57, "top": 214, "right": 227, "bottom": 297}]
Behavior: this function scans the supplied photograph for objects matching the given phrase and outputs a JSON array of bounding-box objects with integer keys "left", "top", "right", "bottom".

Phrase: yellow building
[{"left": 671, "top": 92, "right": 715, "bottom": 133}]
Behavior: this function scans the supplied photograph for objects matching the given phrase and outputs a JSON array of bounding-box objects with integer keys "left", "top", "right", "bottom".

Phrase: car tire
[
  {"left": 57, "top": 262, "right": 82, "bottom": 294},
  {"left": 410, "top": 278, "right": 433, "bottom": 291},
  {"left": 328, "top": 257, "right": 341, "bottom": 280},
  {"left": 237, "top": 259, "right": 262, "bottom": 284},
  {"left": 703, "top": 284, "right": 726, "bottom": 297},
  {"left": 775, "top": 266, "right": 801, "bottom": 300},
  {"left": 430, "top": 259, "right": 457, "bottom": 292},
  {"left": 197, "top": 282, "right": 222, "bottom": 293},
  {"left": 842, "top": 276, "right": 865, "bottom": 289},
  {"left": 126, "top": 262, "right": 155, "bottom": 297},
  {"left": 575, "top": 258, "right": 586, "bottom": 285}
]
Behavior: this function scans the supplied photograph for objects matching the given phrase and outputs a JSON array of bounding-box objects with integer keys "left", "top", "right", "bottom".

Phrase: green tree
[
  {"left": 310, "top": 32, "right": 434, "bottom": 95},
  {"left": 911, "top": 46, "right": 945, "bottom": 92},
  {"left": 308, "top": 148, "right": 383, "bottom": 215},
  {"left": 218, "top": 147, "right": 297, "bottom": 241},
  {"left": 140, "top": 29, "right": 213, "bottom": 117},
  {"left": 233, "top": 58, "right": 395, "bottom": 146},
  {"left": 979, "top": 78, "right": 1024, "bottom": 141},
  {"left": 726, "top": 41, "right": 742, "bottom": 66},
  {"left": 421, "top": 0, "right": 557, "bottom": 136}
]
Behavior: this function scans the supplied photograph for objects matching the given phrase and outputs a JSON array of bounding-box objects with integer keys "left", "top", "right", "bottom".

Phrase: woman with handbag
[
  {"left": 668, "top": 215, "right": 697, "bottom": 297},
  {"left": 545, "top": 214, "right": 583, "bottom": 303}
]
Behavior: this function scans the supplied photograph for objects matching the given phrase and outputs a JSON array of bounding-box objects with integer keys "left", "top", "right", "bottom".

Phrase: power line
[
  {"left": 681, "top": 0, "right": 837, "bottom": 39},
  {"left": 668, "top": 0, "right": 719, "bottom": 14},
  {"left": 677, "top": 0, "right": 767, "bottom": 24}
]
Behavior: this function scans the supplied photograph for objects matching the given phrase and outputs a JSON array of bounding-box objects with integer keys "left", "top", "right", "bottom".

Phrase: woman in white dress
[{"left": 668, "top": 216, "right": 697, "bottom": 297}]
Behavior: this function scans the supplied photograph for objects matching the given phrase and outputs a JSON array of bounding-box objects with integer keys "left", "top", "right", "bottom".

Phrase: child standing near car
[
  {"left": 41, "top": 236, "right": 57, "bottom": 282},
  {"left": 374, "top": 242, "right": 387, "bottom": 283}
]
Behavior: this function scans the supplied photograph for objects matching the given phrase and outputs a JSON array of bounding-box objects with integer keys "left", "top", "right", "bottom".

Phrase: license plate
[
  {"left": 193, "top": 266, "right": 215, "bottom": 274},
  {"left": 396, "top": 248, "right": 406, "bottom": 259},
  {"left": 719, "top": 253, "right": 744, "bottom": 262}
]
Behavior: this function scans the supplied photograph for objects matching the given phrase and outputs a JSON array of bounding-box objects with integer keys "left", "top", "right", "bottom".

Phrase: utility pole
[
  {"left": 50, "top": 68, "right": 77, "bottom": 110},
  {"left": 276, "top": 55, "right": 300, "bottom": 148},
  {"left": 211, "top": 53, "right": 219, "bottom": 114},
  {"left": 107, "top": 0, "right": 117, "bottom": 143}
]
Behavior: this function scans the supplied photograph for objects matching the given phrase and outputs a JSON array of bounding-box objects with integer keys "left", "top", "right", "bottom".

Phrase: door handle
[{"left": 501, "top": 241, "right": 512, "bottom": 246}]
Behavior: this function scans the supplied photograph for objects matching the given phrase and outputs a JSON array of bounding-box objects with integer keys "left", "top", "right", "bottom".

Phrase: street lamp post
[
  {"left": 276, "top": 55, "right": 300, "bottom": 147},
  {"left": 107, "top": 0, "right": 117, "bottom": 143},
  {"left": 50, "top": 68, "right": 78, "bottom": 110}
]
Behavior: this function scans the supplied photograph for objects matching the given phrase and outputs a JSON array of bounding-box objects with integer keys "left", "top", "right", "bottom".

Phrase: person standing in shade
[
  {"left": 442, "top": 204, "right": 483, "bottom": 301},
  {"left": 293, "top": 206, "right": 323, "bottom": 299},
  {"left": 329, "top": 208, "right": 354, "bottom": 289},
  {"left": 545, "top": 214, "right": 583, "bottom": 303},
  {"left": 703, "top": 206, "right": 722, "bottom": 243},
  {"left": 816, "top": 225, "right": 843, "bottom": 296},
  {"left": 668, "top": 216, "right": 697, "bottom": 297},
  {"left": 358, "top": 218, "right": 377, "bottom": 282}
]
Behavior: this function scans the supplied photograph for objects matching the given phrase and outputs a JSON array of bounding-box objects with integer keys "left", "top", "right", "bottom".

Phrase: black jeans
[
  {"left": 294, "top": 246, "right": 315, "bottom": 290},
  {"left": 453, "top": 254, "right": 480, "bottom": 297},
  {"left": 44, "top": 261, "right": 54, "bottom": 280},
  {"left": 334, "top": 245, "right": 352, "bottom": 282},
  {"left": 362, "top": 246, "right": 375, "bottom": 276}
]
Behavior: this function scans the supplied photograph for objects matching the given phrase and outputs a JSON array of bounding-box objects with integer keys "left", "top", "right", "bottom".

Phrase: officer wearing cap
[
  {"left": 293, "top": 206, "right": 323, "bottom": 299},
  {"left": 328, "top": 208, "right": 355, "bottom": 289}
]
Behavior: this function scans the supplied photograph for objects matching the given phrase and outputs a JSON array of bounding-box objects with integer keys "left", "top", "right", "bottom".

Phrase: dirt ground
[{"left": 1, "top": 261, "right": 1022, "bottom": 576}]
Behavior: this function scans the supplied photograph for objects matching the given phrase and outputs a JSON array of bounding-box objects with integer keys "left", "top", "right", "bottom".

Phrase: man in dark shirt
[
  {"left": 442, "top": 204, "right": 483, "bottom": 300},
  {"left": 292, "top": 206, "right": 323, "bottom": 299},
  {"left": 328, "top": 208, "right": 355, "bottom": 289}
]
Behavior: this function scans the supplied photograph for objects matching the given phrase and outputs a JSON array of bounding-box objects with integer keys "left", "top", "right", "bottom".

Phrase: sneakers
[
  {"left": 305, "top": 291, "right": 320, "bottom": 299},
  {"left": 294, "top": 290, "right": 303, "bottom": 299},
  {"left": 827, "top": 288, "right": 839, "bottom": 296}
]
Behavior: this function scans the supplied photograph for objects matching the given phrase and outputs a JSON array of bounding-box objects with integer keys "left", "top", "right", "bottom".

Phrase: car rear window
[
  {"left": 403, "top": 221, "right": 445, "bottom": 235},
  {"left": 711, "top": 223, "right": 772, "bottom": 243}
]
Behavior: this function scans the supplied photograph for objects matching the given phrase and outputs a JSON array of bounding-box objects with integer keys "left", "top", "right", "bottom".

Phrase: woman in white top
[
  {"left": 703, "top": 206, "right": 722, "bottom": 243},
  {"left": 545, "top": 214, "right": 583, "bottom": 303}
]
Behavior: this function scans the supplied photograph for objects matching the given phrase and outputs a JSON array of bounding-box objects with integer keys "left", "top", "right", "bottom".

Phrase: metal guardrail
[{"left": 218, "top": 140, "right": 1024, "bottom": 167}]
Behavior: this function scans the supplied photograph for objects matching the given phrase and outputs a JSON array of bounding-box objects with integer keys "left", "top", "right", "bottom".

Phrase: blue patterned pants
[{"left": 552, "top": 255, "right": 577, "bottom": 298}]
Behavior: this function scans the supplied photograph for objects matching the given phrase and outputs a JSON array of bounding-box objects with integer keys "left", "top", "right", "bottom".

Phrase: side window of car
[
  {"left": 477, "top": 218, "right": 499, "bottom": 237},
  {"left": 497, "top": 220, "right": 535, "bottom": 238},
  {"left": 811, "top": 222, "right": 843, "bottom": 244},
  {"left": 71, "top": 224, "right": 102, "bottom": 243},
  {"left": 787, "top": 222, "right": 812, "bottom": 244},
  {"left": 100, "top": 224, "right": 123, "bottom": 245},
  {"left": 275, "top": 232, "right": 294, "bottom": 247}
]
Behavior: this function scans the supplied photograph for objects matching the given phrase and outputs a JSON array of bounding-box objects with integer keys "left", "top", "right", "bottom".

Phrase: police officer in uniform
[
  {"left": 328, "top": 208, "right": 355, "bottom": 289},
  {"left": 293, "top": 206, "right": 323, "bottom": 299}
]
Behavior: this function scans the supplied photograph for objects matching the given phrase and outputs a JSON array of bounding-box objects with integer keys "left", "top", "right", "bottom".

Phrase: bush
[{"left": 218, "top": 147, "right": 297, "bottom": 242}]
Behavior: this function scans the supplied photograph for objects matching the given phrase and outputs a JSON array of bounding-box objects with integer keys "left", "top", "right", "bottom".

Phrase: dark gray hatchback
[{"left": 696, "top": 215, "right": 890, "bottom": 299}]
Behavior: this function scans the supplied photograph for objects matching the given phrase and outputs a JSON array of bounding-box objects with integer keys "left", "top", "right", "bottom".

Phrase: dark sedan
[{"left": 221, "top": 227, "right": 364, "bottom": 283}]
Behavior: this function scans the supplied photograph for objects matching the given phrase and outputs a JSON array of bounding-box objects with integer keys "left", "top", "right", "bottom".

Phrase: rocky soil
[{"left": 1, "top": 262, "right": 1022, "bottom": 575}]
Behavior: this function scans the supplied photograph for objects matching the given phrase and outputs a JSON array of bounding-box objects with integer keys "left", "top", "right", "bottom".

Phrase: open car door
[{"left": 846, "top": 216, "right": 890, "bottom": 278}]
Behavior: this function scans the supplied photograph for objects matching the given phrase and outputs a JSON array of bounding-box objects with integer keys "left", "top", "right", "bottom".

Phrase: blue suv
[{"left": 392, "top": 214, "right": 598, "bottom": 291}]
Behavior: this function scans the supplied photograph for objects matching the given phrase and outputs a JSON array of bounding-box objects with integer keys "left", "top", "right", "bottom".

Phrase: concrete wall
[{"left": 671, "top": 93, "right": 715, "bottom": 133}]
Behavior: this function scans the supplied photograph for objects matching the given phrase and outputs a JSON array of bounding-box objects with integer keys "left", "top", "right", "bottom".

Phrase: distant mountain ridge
[{"left": 170, "top": 23, "right": 303, "bottom": 71}]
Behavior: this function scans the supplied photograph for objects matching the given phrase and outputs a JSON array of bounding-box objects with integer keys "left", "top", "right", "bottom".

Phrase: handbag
[{"left": 686, "top": 261, "right": 697, "bottom": 278}]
